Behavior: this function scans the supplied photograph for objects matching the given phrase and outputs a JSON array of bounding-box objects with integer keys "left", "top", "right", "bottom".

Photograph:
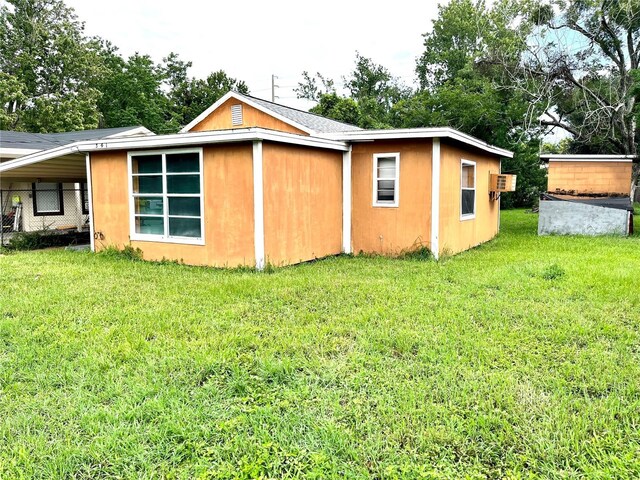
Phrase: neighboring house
[
  {"left": 0, "top": 92, "right": 514, "bottom": 267},
  {"left": 538, "top": 154, "right": 635, "bottom": 236},
  {"left": 0, "top": 127, "right": 152, "bottom": 234}
]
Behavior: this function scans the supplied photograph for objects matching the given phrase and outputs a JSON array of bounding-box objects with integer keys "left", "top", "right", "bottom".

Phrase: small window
[
  {"left": 461, "top": 160, "right": 476, "bottom": 219},
  {"left": 80, "top": 182, "right": 89, "bottom": 215},
  {"left": 373, "top": 153, "right": 399, "bottom": 207},
  {"left": 32, "top": 182, "right": 64, "bottom": 216},
  {"left": 231, "top": 104, "right": 243, "bottom": 126}
]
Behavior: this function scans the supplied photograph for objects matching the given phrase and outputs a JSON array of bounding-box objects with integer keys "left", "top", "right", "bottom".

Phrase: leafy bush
[{"left": 6, "top": 231, "right": 89, "bottom": 251}]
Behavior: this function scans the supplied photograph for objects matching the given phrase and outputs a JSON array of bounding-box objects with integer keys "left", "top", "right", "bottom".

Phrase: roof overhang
[
  {"left": 323, "top": 127, "right": 514, "bottom": 158},
  {"left": 104, "top": 126, "right": 155, "bottom": 138},
  {"left": 0, "top": 126, "right": 154, "bottom": 163},
  {"left": 179, "top": 91, "right": 316, "bottom": 135},
  {"left": 0, "top": 147, "right": 41, "bottom": 160},
  {"left": 540, "top": 154, "right": 636, "bottom": 162},
  {"left": 0, "top": 127, "right": 349, "bottom": 175},
  {"left": 0, "top": 153, "right": 86, "bottom": 181}
]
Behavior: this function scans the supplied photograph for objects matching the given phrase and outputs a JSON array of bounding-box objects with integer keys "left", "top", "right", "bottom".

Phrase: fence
[{"left": 1, "top": 185, "right": 90, "bottom": 246}]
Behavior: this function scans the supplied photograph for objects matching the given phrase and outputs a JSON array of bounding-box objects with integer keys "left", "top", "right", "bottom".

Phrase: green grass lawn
[{"left": 1, "top": 210, "right": 639, "bottom": 479}]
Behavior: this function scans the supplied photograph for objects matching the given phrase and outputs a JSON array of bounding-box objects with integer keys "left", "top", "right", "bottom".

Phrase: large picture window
[
  {"left": 373, "top": 153, "right": 399, "bottom": 207},
  {"left": 129, "top": 148, "right": 204, "bottom": 244},
  {"left": 32, "top": 182, "right": 64, "bottom": 216},
  {"left": 461, "top": 160, "right": 476, "bottom": 219}
]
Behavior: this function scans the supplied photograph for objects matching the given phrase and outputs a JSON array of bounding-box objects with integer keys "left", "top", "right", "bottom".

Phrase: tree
[
  {"left": 95, "top": 48, "right": 249, "bottom": 133},
  {"left": 294, "top": 71, "right": 335, "bottom": 102},
  {"left": 165, "top": 53, "right": 249, "bottom": 128},
  {"left": 343, "top": 53, "right": 411, "bottom": 128},
  {"left": 0, "top": 0, "right": 103, "bottom": 132},
  {"left": 95, "top": 44, "right": 173, "bottom": 133},
  {"left": 0, "top": 72, "right": 26, "bottom": 129},
  {"left": 511, "top": 0, "right": 640, "bottom": 190},
  {"left": 412, "top": 0, "right": 546, "bottom": 206},
  {"left": 417, "top": 0, "right": 531, "bottom": 91},
  {"left": 296, "top": 53, "right": 410, "bottom": 129},
  {"left": 0, "top": 1, "right": 250, "bottom": 134},
  {"left": 309, "top": 93, "right": 361, "bottom": 126}
]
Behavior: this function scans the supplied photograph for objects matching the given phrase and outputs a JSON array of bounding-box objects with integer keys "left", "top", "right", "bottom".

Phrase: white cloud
[{"left": 65, "top": 0, "right": 445, "bottom": 108}]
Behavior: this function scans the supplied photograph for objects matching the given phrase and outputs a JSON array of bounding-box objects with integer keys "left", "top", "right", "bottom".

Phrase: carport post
[{"left": 85, "top": 153, "right": 95, "bottom": 252}]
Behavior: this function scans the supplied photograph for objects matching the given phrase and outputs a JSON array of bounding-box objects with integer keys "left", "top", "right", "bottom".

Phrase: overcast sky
[{"left": 65, "top": 0, "right": 446, "bottom": 110}]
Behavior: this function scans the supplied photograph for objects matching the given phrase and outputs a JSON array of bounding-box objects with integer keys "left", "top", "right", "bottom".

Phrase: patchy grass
[{"left": 0, "top": 210, "right": 639, "bottom": 479}]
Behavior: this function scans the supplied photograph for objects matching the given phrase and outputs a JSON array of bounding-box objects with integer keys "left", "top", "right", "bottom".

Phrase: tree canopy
[
  {"left": 296, "top": 0, "right": 640, "bottom": 205},
  {"left": 0, "top": 0, "right": 248, "bottom": 133},
  {"left": 2, "top": 0, "right": 638, "bottom": 204}
]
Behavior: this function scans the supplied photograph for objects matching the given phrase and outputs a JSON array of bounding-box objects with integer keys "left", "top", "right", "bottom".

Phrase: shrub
[
  {"left": 6, "top": 231, "right": 90, "bottom": 251},
  {"left": 541, "top": 263, "right": 565, "bottom": 280}
]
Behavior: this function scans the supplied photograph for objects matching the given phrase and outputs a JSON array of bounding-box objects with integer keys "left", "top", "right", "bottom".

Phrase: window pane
[
  {"left": 169, "top": 217, "right": 201, "bottom": 238},
  {"left": 82, "top": 183, "right": 89, "bottom": 214},
  {"left": 462, "top": 189, "right": 475, "bottom": 215},
  {"left": 377, "top": 179, "right": 395, "bottom": 202},
  {"left": 166, "top": 152, "right": 199, "bottom": 173},
  {"left": 35, "top": 183, "right": 61, "bottom": 212},
  {"left": 133, "top": 175, "right": 162, "bottom": 193},
  {"left": 132, "top": 155, "right": 162, "bottom": 174},
  {"left": 167, "top": 174, "right": 200, "bottom": 194},
  {"left": 377, "top": 157, "right": 396, "bottom": 179},
  {"left": 136, "top": 216, "right": 164, "bottom": 235},
  {"left": 462, "top": 164, "right": 475, "bottom": 188},
  {"left": 135, "top": 197, "right": 163, "bottom": 215},
  {"left": 168, "top": 197, "right": 200, "bottom": 216},
  {"left": 133, "top": 175, "right": 163, "bottom": 194}
]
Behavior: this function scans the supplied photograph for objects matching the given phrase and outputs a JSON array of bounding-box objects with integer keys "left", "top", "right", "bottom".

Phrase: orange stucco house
[{"left": 0, "top": 92, "right": 514, "bottom": 268}]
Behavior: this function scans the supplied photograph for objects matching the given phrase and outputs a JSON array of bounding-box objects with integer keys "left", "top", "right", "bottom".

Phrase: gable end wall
[{"left": 188, "top": 98, "right": 309, "bottom": 136}]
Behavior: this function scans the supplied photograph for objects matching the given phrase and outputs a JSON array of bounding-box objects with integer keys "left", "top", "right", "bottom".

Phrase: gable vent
[{"left": 231, "top": 104, "right": 243, "bottom": 126}]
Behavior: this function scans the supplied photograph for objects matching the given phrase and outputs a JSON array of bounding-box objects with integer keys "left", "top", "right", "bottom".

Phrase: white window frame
[
  {"left": 460, "top": 159, "right": 476, "bottom": 221},
  {"left": 127, "top": 147, "right": 205, "bottom": 245},
  {"left": 372, "top": 152, "right": 400, "bottom": 207}
]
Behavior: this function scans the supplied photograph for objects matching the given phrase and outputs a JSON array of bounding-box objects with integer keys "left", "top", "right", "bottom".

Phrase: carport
[{"left": 0, "top": 147, "right": 93, "bottom": 247}]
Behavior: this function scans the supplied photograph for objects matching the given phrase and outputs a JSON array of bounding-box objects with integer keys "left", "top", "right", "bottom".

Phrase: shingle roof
[
  {"left": 0, "top": 126, "right": 146, "bottom": 150},
  {"left": 241, "top": 94, "right": 362, "bottom": 134}
]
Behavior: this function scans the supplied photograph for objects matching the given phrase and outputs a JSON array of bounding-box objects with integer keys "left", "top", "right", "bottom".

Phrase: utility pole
[{"left": 271, "top": 74, "right": 279, "bottom": 102}]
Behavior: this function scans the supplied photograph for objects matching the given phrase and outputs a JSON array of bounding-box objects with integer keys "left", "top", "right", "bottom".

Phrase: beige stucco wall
[
  {"left": 262, "top": 142, "right": 343, "bottom": 266},
  {"left": 90, "top": 144, "right": 256, "bottom": 267},
  {"left": 189, "top": 98, "right": 308, "bottom": 136},
  {"left": 350, "top": 139, "right": 433, "bottom": 255},
  {"left": 438, "top": 141, "right": 501, "bottom": 256}
]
